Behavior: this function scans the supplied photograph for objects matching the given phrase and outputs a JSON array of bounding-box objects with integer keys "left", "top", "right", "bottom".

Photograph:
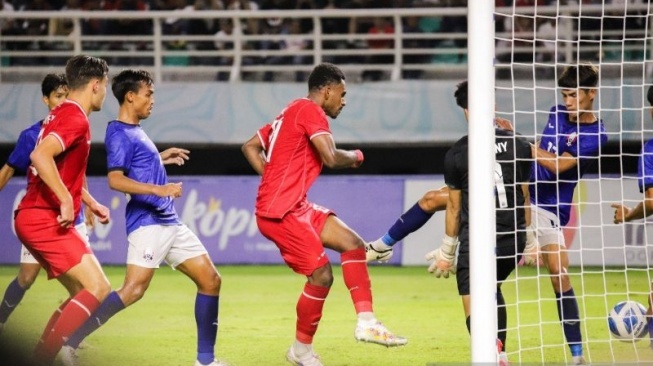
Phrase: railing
[{"left": 0, "top": 4, "right": 650, "bottom": 83}]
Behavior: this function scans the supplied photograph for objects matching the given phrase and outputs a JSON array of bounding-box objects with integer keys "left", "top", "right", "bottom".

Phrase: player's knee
[
  {"left": 420, "top": 191, "right": 445, "bottom": 213},
  {"left": 16, "top": 273, "right": 38, "bottom": 290},
  {"left": 199, "top": 271, "right": 221, "bottom": 295},
  {"left": 309, "top": 266, "right": 334, "bottom": 288}
]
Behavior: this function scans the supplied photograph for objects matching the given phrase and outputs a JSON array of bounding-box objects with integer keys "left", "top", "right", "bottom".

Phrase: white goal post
[{"left": 480, "top": 1, "right": 653, "bottom": 364}]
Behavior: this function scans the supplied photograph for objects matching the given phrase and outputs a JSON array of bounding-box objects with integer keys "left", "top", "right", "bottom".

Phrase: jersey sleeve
[
  {"left": 256, "top": 123, "right": 273, "bottom": 152},
  {"left": 47, "top": 112, "right": 87, "bottom": 151},
  {"left": 105, "top": 127, "right": 134, "bottom": 173},
  {"left": 7, "top": 126, "right": 39, "bottom": 172}
]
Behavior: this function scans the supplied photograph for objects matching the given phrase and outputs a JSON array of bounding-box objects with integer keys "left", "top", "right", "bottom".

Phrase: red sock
[
  {"left": 341, "top": 247, "right": 373, "bottom": 313},
  {"left": 295, "top": 283, "right": 330, "bottom": 344},
  {"left": 35, "top": 290, "right": 100, "bottom": 364},
  {"left": 38, "top": 298, "right": 71, "bottom": 344}
]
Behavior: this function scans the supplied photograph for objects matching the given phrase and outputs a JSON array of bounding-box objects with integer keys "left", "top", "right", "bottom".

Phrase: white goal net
[{"left": 492, "top": 1, "right": 653, "bottom": 364}]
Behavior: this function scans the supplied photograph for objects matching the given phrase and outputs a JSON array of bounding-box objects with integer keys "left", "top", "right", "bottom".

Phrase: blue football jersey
[
  {"left": 7, "top": 121, "right": 42, "bottom": 172},
  {"left": 637, "top": 139, "right": 653, "bottom": 193},
  {"left": 530, "top": 105, "right": 608, "bottom": 226},
  {"left": 105, "top": 120, "right": 179, "bottom": 235}
]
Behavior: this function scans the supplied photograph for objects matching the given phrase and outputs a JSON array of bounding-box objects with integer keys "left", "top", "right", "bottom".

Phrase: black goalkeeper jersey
[{"left": 444, "top": 128, "right": 532, "bottom": 248}]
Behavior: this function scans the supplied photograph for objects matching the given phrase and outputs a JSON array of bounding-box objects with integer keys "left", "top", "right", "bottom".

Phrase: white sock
[
  {"left": 357, "top": 312, "right": 376, "bottom": 325},
  {"left": 292, "top": 340, "right": 312, "bottom": 356},
  {"left": 372, "top": 239, "right": 391, "bottom": 251}
]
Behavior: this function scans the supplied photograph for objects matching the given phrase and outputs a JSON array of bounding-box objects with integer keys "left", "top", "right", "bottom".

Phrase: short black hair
[
  {"left": 65, "top": 55, "right": 108, "bottom": 90},
  {"left": 308, "top": 63, "right": 345, "bottom": 92},
  {"left": 454, "top": 80, "right": 468, "bottom": 110},
  {"left": 111, "top": 69, "right": 154, "bottom": 105},
  {"left": 558, "top": 63, "right": 599, "bottom": 89},
  {"left": 647, "top": 85, "right": 653, "bottom": 106},
  {"left": 41, "top": 73, "right": 67, "bottom": 97}
]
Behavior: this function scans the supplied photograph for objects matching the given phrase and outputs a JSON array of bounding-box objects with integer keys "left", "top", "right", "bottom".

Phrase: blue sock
[
  {"left": 66, "top": 291, "right": 125, "bottom": 349},
  {"left": 556, "top": 288, "right": 582, "bottom": 356},
  {"left": 196, "top": 293, "right": 219, "bottom": 365},
  {"left": 0, "top": 278, "right": 26, "bottom": 323},
  {"left": 385, "top": 203, "right": 434, "bottom": 247},
  {"left": 648, "top": 314, "right": 653, "bottom": 349}
]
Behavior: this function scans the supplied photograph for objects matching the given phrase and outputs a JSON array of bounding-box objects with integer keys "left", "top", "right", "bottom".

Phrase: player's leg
[
  {"left": 14, "top": 209, "right": 110, "bottom": 365},
  {"left": 0, "top": 246, "right": 41, "bottom": 330},
  {"left": 367, "top": 187, "right": 449, "bottom": 262},
  {"left": 532, "top": 205, "right": 584, "bottom": 364},
  {"left": 542, "top": 243, "right": 584, "bottom": 364},
  {"left": 256, "top": 210, "right": 331, "bottom": 365},
  {"left": 37, "top": 253, "right": 111, "bottom": 365},
  {"left": 321, "top": 214, "right": 407, "bottom": 347},
  {"left": 64, "top": 225, "right": 168, "bottom": 355},
  {"left": 169, "top": 225, "right": 223, "bottom": 366}
]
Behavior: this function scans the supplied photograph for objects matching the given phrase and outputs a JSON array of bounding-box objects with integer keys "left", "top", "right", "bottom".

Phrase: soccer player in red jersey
[
  {"left": 13, "top": 55, "right": 111, "bottom": 366},
  {"left": 242, "top": 62, "right": 406, "bottom": 366}
]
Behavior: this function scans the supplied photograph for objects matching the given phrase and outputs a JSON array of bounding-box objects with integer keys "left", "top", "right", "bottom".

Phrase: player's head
[
  {"left": 454, "top": 80, "right": 469, "bottom": 120},
  {"left": 112, "top": 69, "right": 155, "bottom": 120},
  {"left": 41, "top": 73, "right": 68, "bottom": 111},
  {"left": 65, "top": 55, "right": 109, "bottom": 112},
  {"left": 558, "top": 63, "right": 598, "bottom": 121},
  {"left": 308, "top": 63, "right": 346, "bottom": 119}
]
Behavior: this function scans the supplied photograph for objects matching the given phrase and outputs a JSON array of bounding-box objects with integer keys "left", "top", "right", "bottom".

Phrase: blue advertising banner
[{"left": 0, "top": 176, "right": 405, "bottom": 266}]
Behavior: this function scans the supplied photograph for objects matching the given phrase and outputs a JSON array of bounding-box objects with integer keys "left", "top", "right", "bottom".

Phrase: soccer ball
[{"left": 608, "top": 301, "right": 649, "bottom": 341}]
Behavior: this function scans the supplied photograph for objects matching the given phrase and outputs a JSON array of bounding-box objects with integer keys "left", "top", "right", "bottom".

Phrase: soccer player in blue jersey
[
  {"left": 61, "top": 69, "right": 225, "bottom": 366},
  {"left": 611, "top": 84, "right": 653, "bottom": 349},
  {"left": 0, "top": 73, "right": 94, "bottom": 333},
  {"left": 524, "top": 63, "right": 607, "bottom": 365}
]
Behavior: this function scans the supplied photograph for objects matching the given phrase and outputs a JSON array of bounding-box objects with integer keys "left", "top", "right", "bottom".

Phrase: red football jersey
[
  {"left": 255, "top": 98, "right": 331, "bottom": 219},
  {"left": 17, "top": 100, "right": 90, "bottom": 218}
]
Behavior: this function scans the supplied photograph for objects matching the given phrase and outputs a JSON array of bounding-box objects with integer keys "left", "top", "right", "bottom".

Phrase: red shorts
[
  {"left": 256, "top": 200, "right": 333, "bottom": 276},
  {"left": 14, "top": 208, "right": 92, "bottom": 279}
]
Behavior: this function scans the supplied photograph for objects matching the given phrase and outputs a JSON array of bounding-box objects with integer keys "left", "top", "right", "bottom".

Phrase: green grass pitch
[{"left": 0, "top": 265, "right": 652, "bottom": 365}]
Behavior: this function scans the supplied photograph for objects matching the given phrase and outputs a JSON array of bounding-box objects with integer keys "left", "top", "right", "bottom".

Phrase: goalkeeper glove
[
  {"left": 425, "top": 235, "right": 459, "bottom": 279},
  {"left": 522, "top": 224, "right": 538, "bottom": 266}
]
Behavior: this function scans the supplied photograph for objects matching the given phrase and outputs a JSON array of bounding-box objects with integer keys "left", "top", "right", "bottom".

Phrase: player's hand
[
  {"left": 160, "top": 148, "right": 190, "bottom": 166},
  {"left": 494, "top": 117, "right": 514, "bottom": 132},
  {"left": 522, "top": 224, "right": 538, "bottom": 266},
  {"left": 425, "top": 235, "right": 459, "bottom": 279},
  {"left": 352, "top": 149, "right": 364, "bottom": 168},
  {"left": 611, "top": 203, "right": 629, "bottom": 224},
  {"left": 90, "top": 202, "right": 111, "bottom": 225},
  {"left": 156, "top": 182, "right": 183, "bottom": 198},
  {"left": 57, "top": 197, "right": 75, "bottom": 228}
]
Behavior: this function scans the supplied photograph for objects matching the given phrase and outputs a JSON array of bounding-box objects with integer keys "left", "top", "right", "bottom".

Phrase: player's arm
[
  {"left": 311, "top": 133, "right": 363, "bottom": 169},
  {"left": 0, "top": 164, "right": 16, "bottom": 191},
  {"left": 107, "top": 170, "right": 182, "bottom": 198},
  {"left": 159, "top": 147, "right": 190, "bottom": 166},
  {"left": 522, "top": 182, "right": 531, "bottom": 227},
  {"left": 29, "top": 135, "right": 74, "bottom": 226},
  {"left": 532, "top": 144, "right": 578, "bottom": 174},
  {"left": 444, "top": 188, "right": 462, "bottom": 237},
  {"left": 612, "top": 187, "right": 653, "bottom": 223},
  {"left": 241, "top": 134, "right": 266, "bottom": 175}
]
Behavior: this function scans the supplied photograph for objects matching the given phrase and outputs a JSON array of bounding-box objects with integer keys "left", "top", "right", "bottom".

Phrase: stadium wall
[
  {"left": 0, "top": 80, "right": 649, "bottom": 145},
  {"left": 0, "top": 175, "right": 646, "bottom": 267}
]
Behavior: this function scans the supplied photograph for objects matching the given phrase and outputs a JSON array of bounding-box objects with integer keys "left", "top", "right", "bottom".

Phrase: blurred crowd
[{"left": 0, "top": 0, "right": 649, "bottom": 81}]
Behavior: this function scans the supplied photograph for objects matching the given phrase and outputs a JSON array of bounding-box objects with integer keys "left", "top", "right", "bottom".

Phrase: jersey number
[
  {"left": 494, "top": 162, "right": 508, "bottom": 208},
  {"left": 265, "top": 116, "right": 284, "bottom": 163}
]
